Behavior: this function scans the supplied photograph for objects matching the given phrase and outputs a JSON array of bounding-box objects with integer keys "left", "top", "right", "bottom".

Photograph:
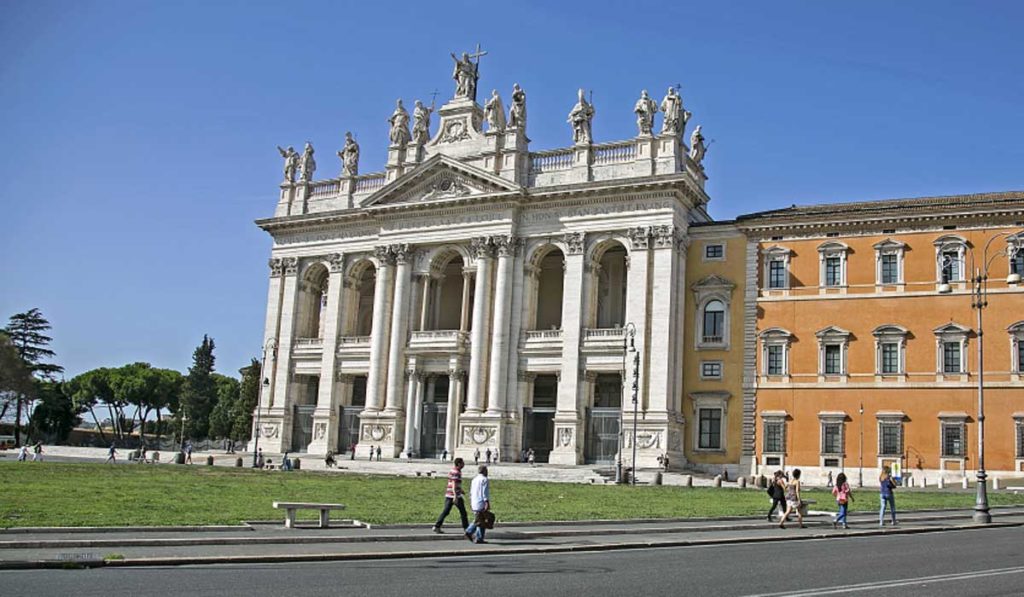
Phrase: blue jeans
[
  {"left": 836, "top": 502, "right": 848, "bottom": 525},
  {"left": 879, "top": 494, "right": 896, "bottom": 525},
  {"left": 465, "top": 510, "right": 486, "bottom": 542}
]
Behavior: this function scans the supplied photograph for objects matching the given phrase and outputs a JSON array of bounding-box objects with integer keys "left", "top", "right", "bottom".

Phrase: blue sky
[{"left": 1, "top": 1, "right": 1022, "bottom": 378}]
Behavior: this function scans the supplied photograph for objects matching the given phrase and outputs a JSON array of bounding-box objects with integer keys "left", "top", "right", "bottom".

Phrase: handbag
[{"left": 481, "top": 510, "right": 496, "bottom": 530}]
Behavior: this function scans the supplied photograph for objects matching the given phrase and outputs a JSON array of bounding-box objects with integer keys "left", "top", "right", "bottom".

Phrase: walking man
[
  {"left": 464, "top": 465, "right": 491, "bottom": 544},
  {"left": 376, "top": 445, "right": 382, "bottom": 461},
  {"left": 105, "top": 444, "right": 117, "bottom": 464},
  {"left": 485, "top": 448, "right": 492, "bottom": 464},
  {"left": 185, "top": 441, "right": 193, "bottom": 465},
  {"left": 432, "top": 457, "right": 469, "bottom": 533},
  {"left": 369, "top": 445, "right": 375, "bottom": 461},
  {"left": 32, "top": 441, "right": 44, "bottom": 461},
  {"left": 474, "top": 448, "right": 480, "bottom": 465}
]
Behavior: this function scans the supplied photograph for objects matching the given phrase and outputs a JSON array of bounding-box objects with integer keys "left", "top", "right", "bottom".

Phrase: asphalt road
[{"left": 4, "top": 526, "right": 1024, "bottom": 596}]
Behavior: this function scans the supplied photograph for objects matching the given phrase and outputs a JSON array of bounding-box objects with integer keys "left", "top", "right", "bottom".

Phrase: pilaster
[
  {"left": 384, "top": 245, "right": 413, "bottom": 414},
  {"left": 647, "top": 226, "right": 679, "bottom": 419},
  {"left": 570, "top": 143, "right": 592, "bottom": 183},
  {"left": 634, "top": 134, "right": 657, "bottom": 177},
  {"left": 655, "top": 133, "right": 682, "bottom": 175},
  {"left": 550, "top": 232, "right": 587, "bottom": 465},
  {"left": 266, "top": 256, "right": 300, "bottom": 452},
  {"left": 307, "top": 253, "right": 346, "bottom": 456},
  {"left": 486, "top": 236, "right": 515, "bottom": 415},
  {"left": 499, "top": 128, "right": 530, "bottom": 186},
  {"left": 624, "top": 228, "right": 651, "bottom": 413},
  {"left": 465, "top": 238, "right": 494, "bottom": 414},
  {"left": 385, "top": 145, "right": 406, "bottom": 183}
]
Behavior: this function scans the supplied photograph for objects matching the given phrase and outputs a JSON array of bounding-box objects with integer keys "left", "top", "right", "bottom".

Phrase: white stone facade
[{"left": 252, "top": 63, "right": 711, "bottom": 468}]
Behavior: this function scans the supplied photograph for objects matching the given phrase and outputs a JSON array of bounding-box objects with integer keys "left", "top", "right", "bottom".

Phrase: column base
[
  {"left": 358, "top": 411, "right": 406, "bottom": 459},
  {"left": 305, "top": 410, "right": 338, "bottom": 457},
  {"left": 548, "top": 417, "right": 584, "bottom": 465},
  {"left": 455, "top": 413, "right": 512, "bottom": 463},
  {"left": 248, "top": 411, "right": 289, "bottom": 454},
  {"left": 624, "top": 416, "right": 687, "bottom": 470}
]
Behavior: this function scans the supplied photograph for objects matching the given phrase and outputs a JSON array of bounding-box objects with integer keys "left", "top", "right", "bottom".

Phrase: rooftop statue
[
  {"left": 689, "top": 125, "right": 707, "bottom": 165},
  {"left": 337, "top": 132, "right": 359, "bottom": 177},
  {"left": 484, "top": 89, "right": 506, "bottom": 132},
  {"left": 634, "top": 89, "right": 658, "bottom": 135},
  {"left": 450, "top": 52, "right": 479, "bottom": 101},
  {"left": 412, "top": 100, "right": 434, "bottom": 145},
  {"left": 567, "top": 88, "right": 595, "bottom": 144},
  {"left": 299, "top": 142, "right": 316, "bottom": 182},
  {"left": 508, "top": 83, "right": 527, "bottom": 131},
  {"left": 660, "top": 87, "right": 691, "bottom": 136},
  {"left": 276, "top": 145, "right": 299, "bottom": 183},
  {"left": 388, "top": 99, "right": 411, "bottom": 146}
]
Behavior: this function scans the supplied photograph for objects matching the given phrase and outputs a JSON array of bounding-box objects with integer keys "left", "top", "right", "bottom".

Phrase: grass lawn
[{"left": 2, "top": 462, "right": 1023, "bottom": 528}]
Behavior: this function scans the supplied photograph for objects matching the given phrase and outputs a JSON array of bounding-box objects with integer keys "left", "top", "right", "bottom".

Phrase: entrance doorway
[
  {"left": 522, "top": 374, "right": 557, "bottom": 462},
  {"left": 585, "top": 374, "right": 623, "bottom": 464},
  {"left": 338, "top": 405, "right": 362, "bottom": 454},
  {"left": 291, "top": 405, "right": 315, "bottom": 452},
  {"left": 419, "top": 375, "right": 450, "bottom": 458}
]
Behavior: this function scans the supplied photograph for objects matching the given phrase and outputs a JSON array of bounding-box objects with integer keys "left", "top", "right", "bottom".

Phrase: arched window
[{"left": 702, "top": 300, "right": 725, "bottom": 344}]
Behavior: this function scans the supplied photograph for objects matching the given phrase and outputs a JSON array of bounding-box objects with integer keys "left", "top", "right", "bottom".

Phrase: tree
[
  {"left": 0, "top": 333, "right": 35, "bottom": 423},
  {"left": 67, "top": 368, "right": 115, "bottom": 445},
  {"left": 179, "top": 335, "right": 217, "bottom": 441},
  {"left": 231, "top": 358, "right": 261, "bottom": 443},
  {"left": 149, "top": 368, "right": 183, "bottom": 441},
  {"left": 208, "top": 373, "right": 240, "bottom": 440},
  {"left": 5, "top": 309, "right": 64, "bottom": 445},
  {"left": 28, "top": 381, "right": 81, "bottom": 442}
]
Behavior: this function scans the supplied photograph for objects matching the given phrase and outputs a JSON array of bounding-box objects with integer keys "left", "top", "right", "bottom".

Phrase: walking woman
[
  {"left": 832, "top": 472, "right": 853, "bottom": 529},
  {"left": 767, "top": 471, "right": 786, "bottom": 522},
  {"left": 879, "top": 465, "right": 898, "bottom": 526},
  {"left": 779, "top": 469, "right": 805, "bottom": 529}
]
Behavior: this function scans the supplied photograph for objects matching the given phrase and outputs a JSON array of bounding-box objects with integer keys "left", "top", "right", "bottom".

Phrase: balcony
[
  {"left": 521, "top": 329, "right": 564, "bottom": 355},
  {"left": 293, "top": 337, "right": 324, "bottom": 357},
  {"left": 408, "top": 330, "right": 469, "bottom": 353},
  {"left": 581, "top": 327, "right": 626, "bottom": 353}
]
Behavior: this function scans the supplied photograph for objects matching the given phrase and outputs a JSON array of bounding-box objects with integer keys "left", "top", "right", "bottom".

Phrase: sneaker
[
  {"left": 465, "top": 532, "right": 475, "bottom": 543},
  {"left": 843, "top": 524, "right": 849, "bottom": 529},
  {"left": 832, "top": 521, "right": 837, "bottom": 529},
  {"left": 476, "top": 539, "right": 487, "bottom": 544},
  {"left": 432, "top": 527, "right": 443, "bottom": 534}
]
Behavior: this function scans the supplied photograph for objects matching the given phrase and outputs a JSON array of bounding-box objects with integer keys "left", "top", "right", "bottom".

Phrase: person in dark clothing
[
  {"left": 432, "top": 457, "right": 469, "bottom": 533},
  {"left": 767, "top": 470, "right": 787, "bottom": 522}
]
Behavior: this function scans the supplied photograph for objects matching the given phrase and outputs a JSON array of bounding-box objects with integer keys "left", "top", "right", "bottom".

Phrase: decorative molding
[
  {"left": 557, "top": 427, "right": 573, "bottom": 447},
  {"left": 260, "top": 422, "right": 280, "bottom": 439},
  {"left": 493, "top": 235, "right": 515, "bottom": 258},
  {"left": 562, "top": 232, "right": 586, "bottom": 255},
  {"left": 313, "top": 422, "right": 327, "bottom": 440},
  {"left": 361, "top": 423, "right": 393, "bottom": 442},
  {"left": 268, "top": 258, "right": 285, "bottom": 277},
  {"left": 462, "top": 425, "right": 497, "bottom": 445},
  {"left": 327, "top": 253, "right": 345, "bottom": 273},
  {"left": 471, "top": 236, "right": 495, "bottom": 259},
  {"left": 282, "top": 257, "right": 300, "bottom": 276},
  {"left": 627, "top": 226, "right": 651, "bottom": 250},
  {"left": 391, "top": 243, "right": 413, "bottom": 265},
  {"left": 374, "top": 245, "right": 397, "bottom": 266},
  {"left": 651, "top": 225, "right": 677, "bottom": 249}
]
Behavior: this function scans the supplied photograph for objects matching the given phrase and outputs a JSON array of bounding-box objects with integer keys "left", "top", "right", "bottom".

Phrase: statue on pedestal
[
  {"left": 660, "top": 87, "right": 691, "bottom": 136},
  {"left": 634, "top": 89, "right": 658, "bottom": 135},
  {"left": 276, "top": 145, "right": 299, "bottom": 183},
  {"left": 450, "top": 51, "right": 480, "bottom": 101},
  {"left": 299, "top": 142, "right": 316, "bottom": 182},
  {"left": 484, "top": 90, "right": 506, "bottom": 132},
  {"left": 567, "top": 88, "right": 595, "bottom": 144},
  {"left": 388, "top": 99, "right": 411, "bottom": 146},
  {"left": 689, "top": 125, "right": 707, "bottom": 165},
  {"left": 412, "top": 100, "right": 434, "bottom": 145},
  {"left": 508, "top": 83, "right": 527, "bottom": 131},
  {"left": 337, "top": 132, "right": 359, "bottom": 177}
]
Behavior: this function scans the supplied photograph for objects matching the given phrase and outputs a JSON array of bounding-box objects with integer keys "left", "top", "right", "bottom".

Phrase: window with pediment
[
  {"left": 818, "top": 242, "right": 849, "bottom": 289},
  {"left": 934, "top": 235, "right": 968, "bottom": 285},
  {"left": 873, "top": 239, "right": 905, "bottom": 287}
]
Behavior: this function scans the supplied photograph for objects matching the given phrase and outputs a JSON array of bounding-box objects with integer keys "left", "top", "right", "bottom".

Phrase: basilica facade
[{"left": 251, "top": 55, "right": 1023, "bottom": 482}]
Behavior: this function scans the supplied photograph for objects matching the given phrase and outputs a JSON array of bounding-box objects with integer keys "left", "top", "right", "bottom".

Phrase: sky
[{"left": 1, "top": 1, "right": 1022, "bottom": 379}]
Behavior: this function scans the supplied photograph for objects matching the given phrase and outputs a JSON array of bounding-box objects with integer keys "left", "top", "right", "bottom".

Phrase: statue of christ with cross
[{"left": 450, "top": 44, "right": 486, "bottom": 102}]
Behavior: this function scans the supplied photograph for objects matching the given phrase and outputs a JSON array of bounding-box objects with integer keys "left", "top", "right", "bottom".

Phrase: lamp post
[
  {"left": 630, "top": 347, "right": 640, "bottom": 486},
  {"left": 858, "top": 403, "right": 864, "bottom": 488},
  {"left": 938, "top": 229, "right": 1022, "bottom": 524},
  {"left": 251, "top": 377, "right": 271, "bottom": 468},
  {"left": 616, "top": 323, "right": 637, "bottom": 485}
]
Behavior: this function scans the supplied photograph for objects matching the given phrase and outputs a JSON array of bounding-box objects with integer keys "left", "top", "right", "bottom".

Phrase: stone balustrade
[
  {"left": 593, "top": 140, "right": 636, "bottom": 165},
  {"left": 294, "top": 337, "right": 324, "bottom": 347},
  {"left": 529, "top": 148, "right": 575, "bottom": 173},
  {"left": 408, "top": 329, "right": 470, "bottom": 353},
  {"left": 308, "top": 179, "right": 340, "bottom": 199},
  {"left": 353, "top": 172, "right": 387, "bottom": 193}
]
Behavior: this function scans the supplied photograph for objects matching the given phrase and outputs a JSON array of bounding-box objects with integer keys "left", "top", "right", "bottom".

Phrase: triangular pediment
[
  {"left": 691, "top": 274, "right": 735, "bottom": 291},
  {"left": 361, "top": 154, "right": 521, "bottom": 207}
]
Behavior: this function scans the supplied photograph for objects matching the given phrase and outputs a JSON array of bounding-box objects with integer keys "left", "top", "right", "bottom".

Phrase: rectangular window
[
  {"left": 881, "top": 342, "right": 900, "bottom": 374},
  {"left": 1017, "top": 424, "right": 1024, "bottom": 459},
  {"left": 824, "top": 344, "right": 842, "bottom": 375},
  {"left": 943, "top": 342, "right": 962, "bottom": 374},
  {"left": 701, "top": 361, "right": 722, "bottom": 379},
  {"left": 941, "top": 250, "right": 962, "bottom": 283},
  {"left": 763, "top": 421, "right": 783, "bottom": 453},
  {"left": 703, "top": 311, "right": 724, "bottom": 343},
  {"left": 698, "top": 408, "right": 722, "bottom": 450},
  {"left": 879, "top": 422, "right": 902, "bottom": 456},
  {"left": 1012, "top": 250, "right": 1024, "bottom": 276},
  {"left": 821, "top": 423, "right": 842, "bottom": 455},
  {"left": 767, "top": 345, "right": 784, "bottom": 376},
  {"left": 704, "top": 244, "right": 724, "bottom": 260},
  {"left": 1018, "top": 342, "right": 1024, "bottom": 373},
  {"left": 825, "top": 256, "right": 842, "bottom": 287},
  {"left": 880, "top": 253, "right": 899, "bottom": 284},
  {"left": 768, "top": 259, "right": 787, "bottom": 289},
  {"left": 942, "top": 424, "right": 964, "bottom": 457}
]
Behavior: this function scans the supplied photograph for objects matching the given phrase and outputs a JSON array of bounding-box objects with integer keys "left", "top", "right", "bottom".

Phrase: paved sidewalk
[{"left": 2, "top": 507, "right": 1022, "bottom": 569}]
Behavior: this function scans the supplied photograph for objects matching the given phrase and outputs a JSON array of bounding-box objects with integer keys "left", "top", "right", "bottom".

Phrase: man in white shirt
[{"left": 464, "top": 465, "right": 491, "bottom": 544}]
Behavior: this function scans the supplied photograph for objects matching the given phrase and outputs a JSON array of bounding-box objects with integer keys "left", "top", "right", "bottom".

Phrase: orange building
[{"left": 736, "top": 192, "right": 1024, "bottom": 485}]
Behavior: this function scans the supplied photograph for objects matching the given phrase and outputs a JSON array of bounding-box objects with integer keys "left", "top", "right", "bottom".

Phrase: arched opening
[
  {"left": 348, "top": 262, "right": 376, "bottom": 336},
  {"left": 533, "top": 248, "right": 564, "bottom": 330},
  {"left": 296, "top": 263, "right": 329, "bottom": 339},
  {"left": 594, "top": 243, "right": 628, "bottom": 328},
  {"left": 701, "top": 299, "right": 726, "bottom": 344},
  {"left": 425, "top": 254, "right": 469, "bottom": 331}
]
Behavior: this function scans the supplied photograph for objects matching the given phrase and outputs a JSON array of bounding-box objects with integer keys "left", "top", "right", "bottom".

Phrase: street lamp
[
  {"left": 251, "top": 377, "right": 271, "bottom": 467},
  {"left": 858, "top": 403, "right": 864, "bottom": 488},
  {"left": 938, "top": 229, "right": 1023, "bottom": 524},
  {"left": 617, "top": 323, "right": 637, "bottom": 484}
]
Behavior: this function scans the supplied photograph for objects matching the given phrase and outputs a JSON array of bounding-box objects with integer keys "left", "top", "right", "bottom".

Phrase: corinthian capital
[
  {"left": 282, "top": 256, "right": 300, "bottom": 276},
  {"left": 391, "top": 243, "right": 413, "bottom": 265},
  {"left": 268, "top": 257, "right": 284, "bottom": 277},
  {"left": 562, "top": 232, "right": 586, "bottom": 255},
  {"left": 374, "top": 245, "right": 397, "bottom": 266},
  {"left": 328, "top": 253, "right": 345, "bottom": 273},
  {"left": 651, "top": 225, "right": 678, "bottom": 249},
  {"left": 492, "top": 235, "right": 515, "bottom": 258},
  {"left": 471, "top": 236, "right": 494, "bottom": 259},
  {"left": 627, "top": 226, "right": 651, "bottom": 250}
]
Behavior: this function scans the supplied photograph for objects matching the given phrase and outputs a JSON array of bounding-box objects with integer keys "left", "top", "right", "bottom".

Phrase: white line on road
[{"left": 744, "top": 565, "right": 1024, "bottom": 596}]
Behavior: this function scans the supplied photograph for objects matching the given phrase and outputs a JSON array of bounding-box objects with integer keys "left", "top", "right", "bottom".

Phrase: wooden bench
[{"left": 272, "top": 501, "right": 346, "bottom": 529}]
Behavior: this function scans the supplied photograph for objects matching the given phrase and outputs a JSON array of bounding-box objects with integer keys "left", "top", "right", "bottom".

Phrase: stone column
[
  {"left": 646, "top": 226, "right": 679, "bottom": 418},
  {"left": 364, "top": 247, "right": 395, "bottom": 412},
  {"left": 465, "top": 238, "right": 494, "bottom": 414},
  {"left": 402, "top": 370, "right": 421, "bottom": 457},
  {"left": 459, "top": 268, "right": 474, "bottom": 331},
  {"left": 260, "top": 258, "right": 286, "bottom": 410},
  {"left": 418, "top": 274, "right": 432, "bottom": 331},
  {"left": 412, "top": 374, "right": 426, "bottom": 454},
  {"left": 551, "top": 232, "right": 587, "bottom": 465},
  {"left": 309, "top": 253, "right": 346, "bottom": 455},
  {"left": 445, "top": 368, "right": 463, "bottom": 454},
  {"left": 486, "top": 236, "right": 515, "bottom": 415},
  {"left": 268, "top": 256, "right": 300, "bottom": 452},
  {"left": 384, "top": 245, "right": 413, "bottom": 413}
]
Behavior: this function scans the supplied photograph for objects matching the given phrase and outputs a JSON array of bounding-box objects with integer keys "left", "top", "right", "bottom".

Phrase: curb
[{"left": 2, "top": 520, "right": 1022, "bottom": 570}]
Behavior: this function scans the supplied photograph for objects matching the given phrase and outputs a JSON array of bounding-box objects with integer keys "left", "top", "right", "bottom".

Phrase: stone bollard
[
  {"left": 937, "top": 477, "right": 945, "bottom": 489},
  {"left": 713, "top": 475, "right": 722, "bottom": 487},
  {"left": 908, "top": 477, "right": 915, "bottom": 488},
  {"left": 757, "top": 474, "right": 767, "bottom": 489},
  {"left": 293, "top": 458, "right": 301, "bottom": 470},
  {"left": 235, "top": 457, "right": 243, "bottom": 467},
  {"left": 993, "top": 477, "right": 1001, "bottom": 490},
  {"left": 654, "top": 472, "right": 663, "bottom": 485},
  {"left": 962, "top": 477, "right": 969, "bottom": 489},
  {"left": 206, "top": 455, "right": 214, "bottom": 466},
  {"left": 921, "top": 477, "right": 927, "bottom": 488},
  {"left": 738, "top": 476, "right": 747, "bottom": 488},
  {"left": 685, "top": 475, "right": 693, "bottom": 487}
]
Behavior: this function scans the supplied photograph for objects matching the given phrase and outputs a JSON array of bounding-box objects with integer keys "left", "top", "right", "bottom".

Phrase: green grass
[{"left": 2, "top": 462, "right": 1023, "bottom": 528}]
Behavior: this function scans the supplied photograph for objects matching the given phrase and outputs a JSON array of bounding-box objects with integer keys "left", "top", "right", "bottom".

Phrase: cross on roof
[{"left": 469, "top": 42, "right": 487, "bottom": 65}]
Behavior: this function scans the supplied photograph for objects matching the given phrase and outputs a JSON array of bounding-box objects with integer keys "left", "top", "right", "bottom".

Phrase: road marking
[{"left": 744, "top": 565, "right": 1024, "bottom": 596}]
